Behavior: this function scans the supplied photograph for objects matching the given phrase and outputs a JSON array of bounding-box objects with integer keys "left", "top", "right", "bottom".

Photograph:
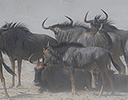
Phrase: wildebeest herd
[{"left": 1, "top": 9, "right": 128, "bottom": 98}]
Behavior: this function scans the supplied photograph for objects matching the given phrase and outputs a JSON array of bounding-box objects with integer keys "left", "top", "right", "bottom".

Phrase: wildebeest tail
[
  {"left": 109, "top": 53, "right": 121, "bottom": 72},
  {"left": 3, "top": 62, "right": 16, "bottom": 76},
  {"left": 120, "top": 40, "right": 128, "bottom": 68}
]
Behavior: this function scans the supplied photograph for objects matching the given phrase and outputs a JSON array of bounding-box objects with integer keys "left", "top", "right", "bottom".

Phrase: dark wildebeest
[
  {"left": 95, "top": 70, "right": 128, "bottom": 92},
  {"left": 0, "top": 51, "right": 16, "bottom": 98},
  {"left": 34, "top": 63, "right": 70, "bottom": 92},
  {"left": 42, "top": 42, "right": 121, "bottom": 96},
  {"left": 0, "top": 22, "right": 58, "bottom": 87},
  {"left": 34, "top": 62, "right": 92, "bottom": 92},
  {"left": 29, "top": 33, "right": 58, "bottom": 63}
]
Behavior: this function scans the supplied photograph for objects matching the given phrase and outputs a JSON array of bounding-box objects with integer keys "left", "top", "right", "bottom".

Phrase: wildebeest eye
[
  {"left": 43, "top": 47, "right": 50, "bottom": 52},
  {"left": 46, "top": 47, "right": 50, "bottom": 52}
]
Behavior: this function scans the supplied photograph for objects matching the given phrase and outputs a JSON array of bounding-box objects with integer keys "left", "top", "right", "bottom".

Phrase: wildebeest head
[
  {"left": 84, "top": 9, "right": 108, "bottom": 32},
  {"left": 42, "top": 45, "right": 62, "bottom": 65},
  {"left": 34, "top": 62, "right": 45, "bottom": 86},
  {"left": 42, "top": 16, "right": 73, "bottom": 35},
  {"left": 0, "top": 22, "right": 12, "bottom": 37}
]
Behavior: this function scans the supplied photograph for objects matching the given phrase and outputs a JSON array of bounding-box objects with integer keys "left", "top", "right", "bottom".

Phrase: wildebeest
[
  {"left": 29, "top": 33, "right": 58, "bottom": 63},
  {"left": 42, "top": 42, "right": 121, "bottom": 96},
  {"left": 84, "top": 10, "right": 126, "bottom": 74},
  {"left": 42, "top": 12, "right": 117, "bottom": 89},
  {"left": 0, "top": 51, "right": 16, "bottom": 98},
  {"left": 0, "top": 22, "right": 58, "bottom": 87},
  {"left": 95, "top": 70, "right": 128, "bottom": 92},
  {"left": 34, "top": 62, "right": 92, "bottom": 92},
  {"left": 34, "top": 63, "right": 70, "bottom": 92},
  {"left": 42, "top": 10, "right": 127, "bottom": 74},
  {"left": 42, "top": 10, "right": 112, "bottom": 50}
]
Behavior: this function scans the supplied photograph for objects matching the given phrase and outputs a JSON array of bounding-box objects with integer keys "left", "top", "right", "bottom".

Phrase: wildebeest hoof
[
  {"left": 5, "top": 94, "right": 9, "bottom": 99},
  {"left": 38, "top": 88, "right": 46, "bottom": 93},
  {"left": 9, "top": 84, "right": 15, "bottom": 88},
  {"left": 16, "top": 84, "right": 21, "bottom": 87},
  {"left": 111, "top": 91, "right": 114, "bottom": 95}
]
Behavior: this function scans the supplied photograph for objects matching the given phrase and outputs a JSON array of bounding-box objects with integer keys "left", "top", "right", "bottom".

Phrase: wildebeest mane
[
  {"left": 52, "top": 21, "right": 89, "bottom": 30},
  {"left": 104, "top": 20, "right": 118, "bottom": 31},
  {"left": 1, "top": 22, "right": 30, "bottom": 33},
  {"left": 51, "top": 42, "right": 84, "bottom": 49},
  {"left": 95, "top": 17, "right": 118, "bottom": 31},
  {"left": 73, "top": 22, "right": 90, "bottom": 30},
  {"left": 51, "top": 21, "right": 73, "bottom": 30}
]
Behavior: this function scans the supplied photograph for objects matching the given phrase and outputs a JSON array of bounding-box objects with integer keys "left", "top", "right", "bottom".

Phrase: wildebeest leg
[
  {"left": 112, "top": 55, "right": 126, "bottom": 74},
  {"left": 66, "top": 66, "right": 76, "bottom": 95},
  {"left": 90, "top": 63, "right": 97, "bottom": 89},
  {"left": 107, "top": 59, "right": 111, "bottom": 70},
  {"left": 98, "top": 67, "right": 106, "bottom": 96},
  {"left": 0, "top": 65, "right": 9, "bottom": 98},
  {"left": 90, "top": 70, "right": 96, "bottom": 89},
  {"left": 17, "top": 59, "right": 22, "bottom": 87},
  {"left": 104, "top": 67, "right": 114, "bottom": 94},
  {"left": 10, "top": 58, "right": 15, "bottom": 87}
]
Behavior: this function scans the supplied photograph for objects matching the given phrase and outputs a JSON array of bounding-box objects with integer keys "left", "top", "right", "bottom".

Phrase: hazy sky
[{"left": 0, "top": 0, "right": 128, "bottom": 37}]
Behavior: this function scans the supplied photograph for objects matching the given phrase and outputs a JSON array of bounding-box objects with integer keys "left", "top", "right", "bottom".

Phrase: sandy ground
[{"left": 0, "top": 57, "right": 128, "bottom": 100}]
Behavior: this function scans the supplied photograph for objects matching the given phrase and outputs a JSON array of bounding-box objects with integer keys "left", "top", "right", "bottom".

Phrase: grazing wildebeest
[
  {"left": 42, "top": 42, "right": 121, "bottom": 96},
  {"left": 0, "top": 51, "right": 16, "bottom": 98},
  {"left": 34, "top": 62, "right": 92, "bottom": 92},
  {"left": 0, "top": 22, "right": 58, "bottom": 87}
]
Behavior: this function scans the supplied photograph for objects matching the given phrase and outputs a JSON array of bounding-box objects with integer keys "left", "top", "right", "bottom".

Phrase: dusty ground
[
  {"left": 0, "top": 56, "right": 128, "bottom": 100},
  {"left": 0, "top": 0, "right": 128, "bottom": 100}
]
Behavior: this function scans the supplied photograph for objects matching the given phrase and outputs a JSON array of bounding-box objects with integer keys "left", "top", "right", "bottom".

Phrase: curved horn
[
  {"left": 42, "top": 18, "right": 50, "bottom": 29},
  {"left": 28, "top": 53, "right": 38, "bottom": 64},
  {"left": 84, "top": 11, "right": 92, "bottom": 23},
  {"left": 101, "top": 9, "right": 108, "bottom": 21},
  {"left": 65, "top": 16, "right": 73, "bottom": 25}
]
